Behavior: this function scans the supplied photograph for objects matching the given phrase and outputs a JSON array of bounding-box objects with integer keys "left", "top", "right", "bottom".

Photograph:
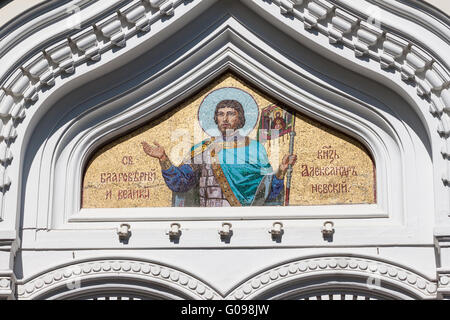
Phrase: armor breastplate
[{"left": 198, "top": 164, "right": 231, "bottom": 207}]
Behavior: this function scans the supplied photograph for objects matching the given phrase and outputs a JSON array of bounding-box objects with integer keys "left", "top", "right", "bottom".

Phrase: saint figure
[{"left": 142, "top": 99, "right": 297, "bottom": 206}]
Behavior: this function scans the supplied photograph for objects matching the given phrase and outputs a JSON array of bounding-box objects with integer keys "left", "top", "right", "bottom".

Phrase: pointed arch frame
[{"left": 0, "top": 0, "right": 448, "bottom": 299}]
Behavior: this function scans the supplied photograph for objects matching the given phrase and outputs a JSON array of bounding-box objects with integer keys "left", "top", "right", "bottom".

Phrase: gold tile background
[{"left": 82, "top": 73, "right": 376, "bottom": 208}]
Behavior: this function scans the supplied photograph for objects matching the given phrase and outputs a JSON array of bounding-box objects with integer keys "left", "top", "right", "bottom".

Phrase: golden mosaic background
[{"left": 82, "top": 73, "right": 376, "bottom": 208}]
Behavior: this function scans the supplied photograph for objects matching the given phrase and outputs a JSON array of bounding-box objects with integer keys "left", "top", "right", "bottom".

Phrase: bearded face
[{"left": 216, "top": 107, "right": 242, "bottom": 135}]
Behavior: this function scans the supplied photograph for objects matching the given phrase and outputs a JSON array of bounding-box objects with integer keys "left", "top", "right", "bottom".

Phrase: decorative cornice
[
  {"left": 438, "top": 274, "right": 450, "bottom": 289},
  {"left": 0, "top": 277, "right": 12, "bottom": 290},
  {"left": 0, "top": 275, "right": 14, "bottom": 299},
  {"left": 17, "top": 256, "right": 439, "bottom": 299},
  {"left": 227, "top": 256, "right": 438, "bottom": 300},
  {"left": 437, "top": 268, "right": 450, "bottom": 298},
  {"left": 17, "top": 259, "right": 220, "bottom": 300},
  {"left": 368, "top": 0, "right": 450, "bottom": 45}
]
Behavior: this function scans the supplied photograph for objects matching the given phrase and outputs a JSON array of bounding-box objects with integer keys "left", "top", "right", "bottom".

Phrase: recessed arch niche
[
  {"left": 17, "top": 3, "right": 432, "bottom": 247},
  {"left": 81, "top": 72, "right": 376, "bottom": 209}
]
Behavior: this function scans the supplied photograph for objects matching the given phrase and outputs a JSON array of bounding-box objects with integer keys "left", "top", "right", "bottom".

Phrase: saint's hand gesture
[
  {"left": 141, "top": 141, "right": 168, "bottom": 161},
  {"left": 277, "top": 154, "right": 298, "bottom": 179}
]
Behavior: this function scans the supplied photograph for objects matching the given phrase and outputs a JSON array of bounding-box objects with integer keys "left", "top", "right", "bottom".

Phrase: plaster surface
[
  {"left": 424, "top": 0, "right": 450, "bottom": 15},
  {"left": 0, "top": 0, "right": 46, "bottom": 28}
]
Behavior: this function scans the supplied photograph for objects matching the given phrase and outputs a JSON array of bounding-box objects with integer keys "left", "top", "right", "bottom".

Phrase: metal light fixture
[
  {"left": 117, "top": 223, "right": 131, "bottom": 241},
  {"left": 219, "top": 222, "right": 233, "bottom": 239},
  {"left": 321, "top": 221, "right": 335, "bottom": 238},
  {"left": 269, "top": 222, "right": 284, "bottom": 239},
  {"left": 167, "top": 223, "right": 181, "bottom": 238}
]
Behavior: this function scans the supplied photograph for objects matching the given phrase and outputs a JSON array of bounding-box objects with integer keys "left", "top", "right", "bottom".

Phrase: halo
[{"left": 198, "top": 87, "right": 259, "bottom": 137}]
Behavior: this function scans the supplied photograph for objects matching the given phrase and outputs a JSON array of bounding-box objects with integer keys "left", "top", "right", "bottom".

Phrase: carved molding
[
  {"left": 437, "top": 268, "right": 450, "bottom": 299},
  {"left": 16, "top": 256, "right": 439, "bottom": 299},
  {"left": 0, "top": 277, "right": 12, "bottom": 290},
  {"left": 0, "top": 0, "right": 449, "bottom": 221},
  {"left": 438, "top": 274, "right": 450, "bottom": 289},
  {"left": 0, "top": 276, "right": 14, "bottom": 299},
  {"left": 16, "top": 259, "right": 220, "bottom": 300},
  {"left": 227, "top": 256, "right": 438, "bottom": 300}
]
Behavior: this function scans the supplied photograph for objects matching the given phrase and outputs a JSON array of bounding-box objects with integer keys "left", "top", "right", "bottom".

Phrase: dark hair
[{"left": 213, "top": 100, "right": 245, "bottom": 129}]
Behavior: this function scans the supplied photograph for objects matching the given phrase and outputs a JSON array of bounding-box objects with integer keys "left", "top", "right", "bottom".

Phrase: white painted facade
[{"left": 0, "top": 0, "right": 449, "bottom": 300}]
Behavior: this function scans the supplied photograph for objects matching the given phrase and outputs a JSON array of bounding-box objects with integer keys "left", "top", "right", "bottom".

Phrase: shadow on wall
[{"left": 0, "top": 0, "right": 14, "bottom": 10}]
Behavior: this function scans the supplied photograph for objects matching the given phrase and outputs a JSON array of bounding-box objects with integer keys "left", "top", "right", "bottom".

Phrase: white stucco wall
[
  {"left": 0, "top": 0, "right": 46, "bottom": 28},
  {"left": 0, "top": 0, "right": 449, "bottom": 300},
  {"left": 424, "top": 0, "right": 450, "bottom": 15}
]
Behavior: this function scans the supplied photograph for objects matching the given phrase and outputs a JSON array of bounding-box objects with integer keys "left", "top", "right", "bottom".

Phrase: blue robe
[{"left": 161, "top": 137, "right": 284, "bottom": 206}]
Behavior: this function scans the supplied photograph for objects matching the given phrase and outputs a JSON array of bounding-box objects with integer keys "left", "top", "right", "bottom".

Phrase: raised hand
[
  {"left": 276, "top": 154, "right": 298, "bottom": 179},
  {"left": 280, "top": 154, "right": 297, "bottom": 171},
  {"left": 141, "top": 141, "right": 168, "bottom": 161}
]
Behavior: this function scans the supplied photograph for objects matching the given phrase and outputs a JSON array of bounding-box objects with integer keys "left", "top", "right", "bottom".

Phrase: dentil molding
[
  {"left": 228, "top": 256, "right": 438, "bottom": 300},
  {"left": 0, "top": 275, "right": 14, "bottom": 299},
  {"left": 17, "top": 258, "right": 220, "bottom": 300},
  {"left": 16, "top": 256, "right": 438, "bottom": 300}
]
